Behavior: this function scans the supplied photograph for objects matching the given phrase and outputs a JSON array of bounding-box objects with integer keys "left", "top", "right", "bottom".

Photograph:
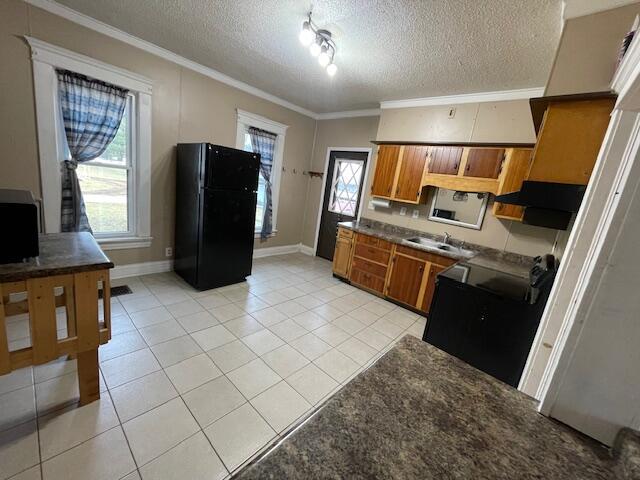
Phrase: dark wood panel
[
  {"left": 394, "top": 245, "right": 456, "bottom": 266},
  {"left": 350, "top": 268, "right": 385, "bottom": 294},
  {"left": 395, "top": 146, "right": 428, "bottom": 201},
  {"left": 355, "top": 233, "right": 392, "bottom": 251},
  {"left": 420, "top": 263, "right": 447, "bottom": 313},
  {"left": 464, "top": 148, "right": 504, "bottom": 179},
  {"left": 371, "top": 145, "right": 401, "bottom": 197},
  {"left": 429, "top": 146, "right": 463, "bottom": 175},
  {"left": 353, "top": 244, "right": 391, "bottom": 265},
  {"left": 386, "top": 255, "right": 425, "bottom": 307},
  {"left": 351, "top": 257, "right": 388, "bottom": 278}
]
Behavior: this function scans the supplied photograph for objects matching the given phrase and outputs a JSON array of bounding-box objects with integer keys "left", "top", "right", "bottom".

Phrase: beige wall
[
  {"left": 545, "top": 2, "right": 640, "bottom": 96},
  {"left": 301, "top": 116, "right": 380, "bottom": 248},
  {"left": 364, "top": 100, "right": 559, "bottom": 257},
  {"left": 0, "top": 0, "right": 316, "bottom": 266}
]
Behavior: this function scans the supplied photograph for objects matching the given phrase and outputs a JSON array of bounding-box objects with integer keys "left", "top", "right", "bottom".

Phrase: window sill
[
  {"left": 254, "top": 229, "right": 277, "bottom": 239},
  {"left": 97, "top": 236, "right": 153, "bottom": 251}
]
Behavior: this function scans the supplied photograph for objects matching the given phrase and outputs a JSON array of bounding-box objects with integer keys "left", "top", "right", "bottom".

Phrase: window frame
[
  {"left": 235, "top": 109, "right": 288, "bottom": 237},
  {"left": 27, "top": 36, "right": 153, "bottom": 250}
]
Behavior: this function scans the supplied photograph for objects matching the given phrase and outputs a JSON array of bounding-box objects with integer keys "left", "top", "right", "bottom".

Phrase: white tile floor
[{"left": 0, "top": 253, "right": 427, "bottom": 480}]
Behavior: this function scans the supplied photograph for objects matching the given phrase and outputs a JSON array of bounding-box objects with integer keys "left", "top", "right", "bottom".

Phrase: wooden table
[{"left": 0, "top": 233, "right": 113, "bottom": 405}]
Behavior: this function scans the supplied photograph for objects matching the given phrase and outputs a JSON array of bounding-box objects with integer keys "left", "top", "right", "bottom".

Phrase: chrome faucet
[{"left": 443, "top": 232, "right": 451, "bottom": 244}]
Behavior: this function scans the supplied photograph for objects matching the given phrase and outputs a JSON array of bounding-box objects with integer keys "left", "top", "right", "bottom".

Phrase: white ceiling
[{"left": 51, "top": 0, "right": 563, "bottom": 114}]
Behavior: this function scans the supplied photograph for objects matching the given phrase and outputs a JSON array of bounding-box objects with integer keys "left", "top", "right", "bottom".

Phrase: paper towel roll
[{"left": 370, "top": 198, "right": 391, "bottom": 209}]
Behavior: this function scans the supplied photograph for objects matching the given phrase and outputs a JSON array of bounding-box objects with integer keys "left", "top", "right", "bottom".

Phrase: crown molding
[
  {"left": 562, "top": 0, "right": 639, "bottom": 20},
  {"left": 315, "top": 109, "right": 381, "bottom": 120},
  {"left": 24, "top": 0, "right": 319, "bottom": 118},
  {"left": 379, "top": 87, "right": 546, "bottom": 109}
]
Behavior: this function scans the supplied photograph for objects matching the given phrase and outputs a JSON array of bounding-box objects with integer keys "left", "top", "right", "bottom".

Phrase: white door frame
[
  {"left": 312, "top": 147, "right": 373, "bottom": 255},
  {"left": 529, "top": 35, "right": 640, "bottom": 419}
]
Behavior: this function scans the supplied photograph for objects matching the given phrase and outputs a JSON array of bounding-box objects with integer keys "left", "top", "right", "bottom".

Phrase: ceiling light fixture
[{"left": 299, "top": 12, "right": 337, "bottom": 76}]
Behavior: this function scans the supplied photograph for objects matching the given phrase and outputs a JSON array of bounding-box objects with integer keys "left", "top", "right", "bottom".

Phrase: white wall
[{"left": 547, "top": 129, "right": 640, "bottom": 443}]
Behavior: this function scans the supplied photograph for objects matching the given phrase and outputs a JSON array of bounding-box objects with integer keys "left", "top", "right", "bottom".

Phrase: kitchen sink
[{"left": 404, "top": 237, "right": 475, "bottom": 258}]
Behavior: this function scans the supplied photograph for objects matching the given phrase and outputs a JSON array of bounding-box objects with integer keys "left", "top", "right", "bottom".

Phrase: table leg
[{"left": 77, "top": 349, "right": 100, "bottom": 405}]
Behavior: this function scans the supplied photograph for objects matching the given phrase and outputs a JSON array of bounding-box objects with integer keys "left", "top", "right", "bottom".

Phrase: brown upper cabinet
[
  {"left": 428, "top": 146, "right": 463, "bottom": 175},
  {"left": 528, "top": 97, "right": 615, "bottom": 185},
  {"left": 370, "top": 145, "right": 401, "bottom": 197},
  {"left": 395, "top": 146, "right": 429, "bottom": 202},
  {"left": 463, "top": 148, "right": 505, "bottom": 179},
  {"left": 493, "top": 149, "right": 533, "bottom": 221}
]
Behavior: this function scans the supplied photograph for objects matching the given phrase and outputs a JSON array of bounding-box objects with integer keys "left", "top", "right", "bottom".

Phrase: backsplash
[{"left": 361, "top": 188, "right": 560, "bottom": 258}]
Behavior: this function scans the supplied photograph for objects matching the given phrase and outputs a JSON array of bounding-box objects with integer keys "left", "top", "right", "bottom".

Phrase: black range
[{"left": 423, "top": 256, "right": 557, "bottom": 387}]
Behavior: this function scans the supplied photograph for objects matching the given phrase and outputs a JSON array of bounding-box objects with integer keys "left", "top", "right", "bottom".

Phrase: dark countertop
[
  {"left": 0, "top": 233, "right": 113, "bottom": 282},
  {"left": 338, "top": 219, "right": 533, "bottom": 279},
  {"left": 234, "top": 335, "right": 620, "bottom": 480}
]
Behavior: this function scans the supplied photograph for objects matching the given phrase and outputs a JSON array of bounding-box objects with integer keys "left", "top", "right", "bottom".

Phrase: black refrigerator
[{"left": 175, "top": 143, "right": 260, "bottom": 290}]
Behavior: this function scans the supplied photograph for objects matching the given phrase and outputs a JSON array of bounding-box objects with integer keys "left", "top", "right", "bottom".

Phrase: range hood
[{"left": 495, "top": 181, "right": 586, "bottom": 230}]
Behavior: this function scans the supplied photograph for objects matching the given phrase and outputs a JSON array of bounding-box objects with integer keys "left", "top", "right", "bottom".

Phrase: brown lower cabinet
[
  {"left": 332, "top": 230, "right": 454, "bottom": 314},
  {"left": 385, "top": 254, "right": 426, "bottom": 306}
]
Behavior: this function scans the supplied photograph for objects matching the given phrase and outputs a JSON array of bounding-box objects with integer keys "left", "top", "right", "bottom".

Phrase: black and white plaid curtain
[
  {"left": 248, "top": 127, "right": 277, "bottom": 239},
  {"left": 56, "top": 69, "right": 129, "bottom": 233}
]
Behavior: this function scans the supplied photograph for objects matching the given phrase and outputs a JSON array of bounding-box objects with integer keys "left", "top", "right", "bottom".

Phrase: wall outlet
[
  {"left": 399, "top": 207, "right": 407, "bottom": 216},
  {"left": 412, "top": 209, "right": 420, "bottom": 219},
  {"left": 165, "top": 247, "right": 173, "bottom": 257}
]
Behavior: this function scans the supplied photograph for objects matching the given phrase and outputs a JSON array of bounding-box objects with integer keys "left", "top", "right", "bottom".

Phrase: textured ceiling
[{"left": 53, "top": 0, "right": 563, "bottom": 113}]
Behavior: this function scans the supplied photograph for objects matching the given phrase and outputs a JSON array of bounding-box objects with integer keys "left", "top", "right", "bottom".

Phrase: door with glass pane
[{"left": 316, "top": 150, "right": 368, "bottom": 260}]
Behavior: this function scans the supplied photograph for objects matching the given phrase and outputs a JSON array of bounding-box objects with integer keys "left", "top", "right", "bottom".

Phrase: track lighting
[{"left": 299, "top": 12, "right": 337, "bottom": 76}]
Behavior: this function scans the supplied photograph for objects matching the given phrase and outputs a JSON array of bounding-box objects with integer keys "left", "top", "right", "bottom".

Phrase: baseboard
[
  {"left": 111, "top": 259, "right": 173, "bottom": 280},
  {"left": 252, "top": 244, "right": 301, "bottom": 259},
  {"left": 111, "top": 244, "right": 316, "bottom": 279},
  {"left": 299, "top": 244, "right": 315, "bottom": 256}
]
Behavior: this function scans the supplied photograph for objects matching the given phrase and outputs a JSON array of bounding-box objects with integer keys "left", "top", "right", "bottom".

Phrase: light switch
[{"left": 412, "top": 209, "right": 420, "bottom": 219}]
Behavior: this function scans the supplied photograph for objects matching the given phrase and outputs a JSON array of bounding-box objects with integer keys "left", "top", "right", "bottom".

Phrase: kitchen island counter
[{"left": 234, "top": 335, "right": 624, "bottom": 479}]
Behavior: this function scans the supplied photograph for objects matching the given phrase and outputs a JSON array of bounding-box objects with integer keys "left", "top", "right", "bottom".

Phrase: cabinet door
[
  {"left": 332, "top": 235, "right": 352, "bottom": 278},
  {"left": 371, "top": 145, "right": 401, "bottom": 197},
  {"left": 394, "top": 146, "right": 428, "bottom": 202},
  {"left": 386, "top": 254, "right": 426, "bottom": 307},
  {"left": 464, "top": 148, "right": 505, "bottom": 179},
  {"left": 428, "top": 146, "right": 463, "bottom": 175},
  {"left": 493, "top": 149, "right": 532, "bottom": 220},
  {"left": 420, "top": 263, "right": 447, "bottom": 313}
]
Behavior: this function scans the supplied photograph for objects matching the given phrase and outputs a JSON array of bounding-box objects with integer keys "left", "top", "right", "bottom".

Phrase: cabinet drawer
[
  {"left": 353, "top": 244, "right": 391, "bottom": 265},
  {"left": 351, "top": 256, "right": 388, "bottom": 278},
  {"left": 350, "top": 268, "right": 385, "bottom": 293},
  {"left": 395, "top": 245, "right": 456, "bottom": 266},
  {"left": 355, "top": 234, "right": 392, "bottom": 251},
  {"left": 337, "top": 227, "right": 354, "bottom": 239}
]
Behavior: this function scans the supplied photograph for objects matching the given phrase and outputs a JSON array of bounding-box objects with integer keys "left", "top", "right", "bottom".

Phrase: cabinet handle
[
  {"left": 466, "top": 164, "right": 470, "bottom": 171},
  {"left": 387, "top": 186, "right": 391, "bottom": 194}
]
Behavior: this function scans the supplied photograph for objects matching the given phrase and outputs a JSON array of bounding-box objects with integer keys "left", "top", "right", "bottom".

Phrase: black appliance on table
[
  {"left": 0, "top": 189, "right": 39, "bottom": 264},
  {"left": 423, "top": 255, "right": 557, "bottom": 387},
  {"left": 175, "top": 143, "right": 260, "bottom": 290}
]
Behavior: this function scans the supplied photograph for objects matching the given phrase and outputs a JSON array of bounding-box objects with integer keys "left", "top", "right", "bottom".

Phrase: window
[
  {"left": 242, "top": 131, "right": 269, "bottom": 232},
  {"left": 76, "top": 94, "right": 134, "bottom": 236},
  {"left": 236, "top": 110, "right": 288, "bottom": 235},
  {"left": 28, "top": 37, "right": 152, "bottom": 250},
  {"left": 328, "top": 158, "right": 364, "bottom": 217}
]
